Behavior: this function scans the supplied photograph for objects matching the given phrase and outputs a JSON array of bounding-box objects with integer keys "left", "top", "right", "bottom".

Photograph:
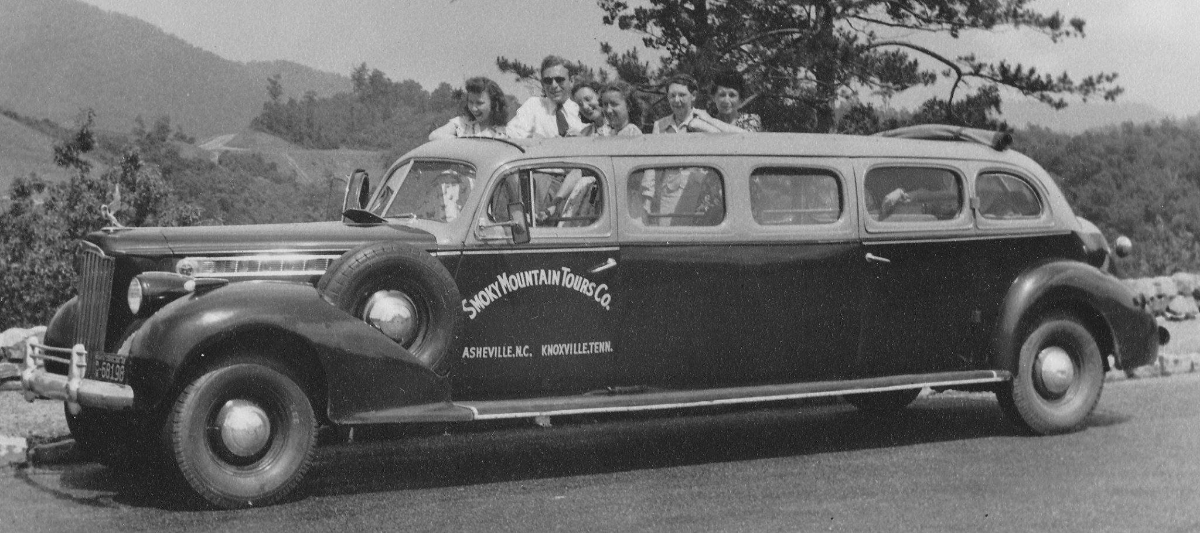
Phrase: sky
[{"left": 78, "top": 0, "right": 1200, "bottom": 117}]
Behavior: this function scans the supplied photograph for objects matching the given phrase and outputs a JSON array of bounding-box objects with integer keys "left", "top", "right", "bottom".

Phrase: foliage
[
  {"left": 250, "top": 65, "right": 460, "bottom": 156},
  {"left": 0, "top": 111, "right": 203, "bottom": 327},
  {"left": 1016, "top": 120, "right": 1200, "bottom": 277},
  {"left": 497, "top": 0, "right": 1121, "bottom": 132}
]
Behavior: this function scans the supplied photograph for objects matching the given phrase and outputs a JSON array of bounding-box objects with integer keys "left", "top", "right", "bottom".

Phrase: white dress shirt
[{"left": 506, "top": 97, "right": 584, "bottom": 138}]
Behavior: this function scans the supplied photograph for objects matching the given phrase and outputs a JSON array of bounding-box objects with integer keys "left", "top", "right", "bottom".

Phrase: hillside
[
  {"left": 0, "top": 0, "right": 349, "bottom": 139},
  {"left": 198, "top": 130, "right": 386, "bottom": 185},
  {"left": 998, "top": 100, "right": 1171, "bottom": 134}
]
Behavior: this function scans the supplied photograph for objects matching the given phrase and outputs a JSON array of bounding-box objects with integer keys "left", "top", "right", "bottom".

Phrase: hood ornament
[{"left": 99, "top": 183, "right": 125, "bottom": 229}]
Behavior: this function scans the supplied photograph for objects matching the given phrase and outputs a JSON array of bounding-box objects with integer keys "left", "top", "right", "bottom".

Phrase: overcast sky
[{"left": 79, "top": 0, "right": 1200, "bottom": 117}]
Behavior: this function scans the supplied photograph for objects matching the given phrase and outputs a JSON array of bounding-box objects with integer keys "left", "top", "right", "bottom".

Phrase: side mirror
[
  {"left": 508, "top": 202, "right": 530, "bottom": 245},
  {"left": 1113, "top": 235, "right": 1133, "bottom": 258},
  {"left": 342, "top": 169, "right": 370, "bottom": 213}
]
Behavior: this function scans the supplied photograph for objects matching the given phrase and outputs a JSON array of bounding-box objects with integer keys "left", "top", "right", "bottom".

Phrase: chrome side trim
[
  {"left": 457, "top": 246, "right": 620, "bottom": 256},
  {"left": 177, "top": 254, "right": 343, "bottom": 278},
  {"left": 460, "top": 371, "right": 1009, "bottom": 421}
]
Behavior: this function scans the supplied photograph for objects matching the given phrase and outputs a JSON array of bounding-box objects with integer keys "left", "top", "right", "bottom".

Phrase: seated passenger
[
  {"left": 428, "top": 77, "right": 508, "bottom": 140},
  {"left": 506, "top": 55, "right": 584, "bottom": 138},
  {"left": 652, "top": 74, "right": 744, "bottom": 134},
  {"left": 572, "top": 81, "right": 605, "bottom": 133},
  {"left": 584, "top": 81, "right": 644, "bottom": 136},
  {"left": 710, "top": 69, "right": 762, "bottom": 132}
]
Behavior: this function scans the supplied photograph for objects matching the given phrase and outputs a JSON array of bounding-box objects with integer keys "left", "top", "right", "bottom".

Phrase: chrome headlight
[
  {"left": 127, "top": 272, "right": 209, "bottom": 316},
  {"left": 127, "top": 277, "right": 144, "bottom": 315}
]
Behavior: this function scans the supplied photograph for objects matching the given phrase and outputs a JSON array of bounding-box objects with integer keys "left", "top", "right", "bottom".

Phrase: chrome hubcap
[
  {"left": 1035, "top": 346, "right": 1075, "bottom": 397},
  {"left": 364, "top": 290, "right": 419, "bottom": 346},
  {"left": 216, "top": 399, "right": 271, "bottom": 458}
]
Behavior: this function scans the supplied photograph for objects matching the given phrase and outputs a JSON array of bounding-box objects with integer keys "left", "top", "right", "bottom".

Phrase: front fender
[
  {"left": 992, "top": 260, "right": 1157, "bottom": 372},
  {"left": 128, "top": 281, "right": 449, "bottom": 421}
]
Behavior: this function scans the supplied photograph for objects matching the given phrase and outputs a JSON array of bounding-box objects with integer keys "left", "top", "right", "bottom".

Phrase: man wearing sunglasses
[{"left": 507, "top": 55, "right": 583, "bottom": 138}]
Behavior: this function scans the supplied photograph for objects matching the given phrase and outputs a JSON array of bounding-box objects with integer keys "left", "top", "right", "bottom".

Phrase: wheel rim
[
  {"left": 213, "top": 399, "right": 273, "bottom": 461},
  {"left": 1034, "top": 346, "right": 1076, "bottom": 399},
  {"left": 363, "top": 289, "right": 422, "bottom": 347}
]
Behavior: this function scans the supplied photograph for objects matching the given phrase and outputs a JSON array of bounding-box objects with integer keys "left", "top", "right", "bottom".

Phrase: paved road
[{"left": 3, "top": 375, "right": 1198, "bottom": 533}]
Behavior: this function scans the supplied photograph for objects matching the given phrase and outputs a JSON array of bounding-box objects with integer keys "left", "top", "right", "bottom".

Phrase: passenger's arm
[{"left": 428, "top": 117, "right": 462, "bottom": 141}]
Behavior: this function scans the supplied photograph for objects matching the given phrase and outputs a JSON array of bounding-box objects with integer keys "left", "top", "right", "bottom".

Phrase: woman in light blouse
[
  {"left": 710, "top": 70, "right": 762, "bottom": 132},
  {"left": 652, "top": 74, "right": 744, "bottom": 134},
  {"left": 428, "top": 77, "right": 508, "bottom": 140}
]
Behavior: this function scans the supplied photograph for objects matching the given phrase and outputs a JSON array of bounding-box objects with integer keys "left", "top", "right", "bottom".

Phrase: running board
[{"left": 341, "top": 370, "right": 1009, "bottom": 425}]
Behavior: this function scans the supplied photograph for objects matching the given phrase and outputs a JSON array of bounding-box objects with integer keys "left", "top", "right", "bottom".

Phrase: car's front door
[
  {"left": 855, "top": 162, "right": 982, "bottom": 376},
  {"left": 452, "top": 160, "right": 620, "bottom": 399}
]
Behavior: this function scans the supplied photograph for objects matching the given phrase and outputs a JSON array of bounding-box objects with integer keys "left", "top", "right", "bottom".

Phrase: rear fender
[
  {"left": 128, "top": 281, "right": 448, "bottom": 422},
  {"left": 992, "top": 260, "right": 1150, "bottom": 372}
]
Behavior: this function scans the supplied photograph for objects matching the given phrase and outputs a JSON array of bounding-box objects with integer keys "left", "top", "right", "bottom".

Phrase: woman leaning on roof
[
  {"left": 652, "top": 73, "right": 744, "bottom": 134},
  {"left": 428, "top": 76, "right": 509, "bottom": 140}
]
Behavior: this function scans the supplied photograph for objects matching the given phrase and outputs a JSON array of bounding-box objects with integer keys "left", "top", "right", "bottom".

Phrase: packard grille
[{"left": 75, "top": 244, "right": 115, "bottom": 354}]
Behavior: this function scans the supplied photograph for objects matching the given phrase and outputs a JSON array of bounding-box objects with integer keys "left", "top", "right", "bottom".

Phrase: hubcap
[
  {"left": 216, "top": 399, "right": 272, "bottom": 458},
  {"left": 364, "top": 290, "right": 419, "bottom": 346},
  {"left": 1035, "top": 346, "right": 1075, "bottom": 397}
]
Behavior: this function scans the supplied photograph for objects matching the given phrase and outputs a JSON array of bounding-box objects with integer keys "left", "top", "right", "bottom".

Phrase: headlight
[
  {"left": 127, "top": 278, "right": 144, "bottom": 315},
  {"left": 126, "top": 272, "right": 203, "bottom": 316}
]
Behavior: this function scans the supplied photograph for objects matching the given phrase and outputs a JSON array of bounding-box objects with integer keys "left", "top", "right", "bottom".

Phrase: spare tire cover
[{"left": 318, "top": 242, "right": 463, "bottom": 375}]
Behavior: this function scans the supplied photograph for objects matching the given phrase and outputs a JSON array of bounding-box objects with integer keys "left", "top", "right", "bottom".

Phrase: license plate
[{"left": 88, "top": 353, "right": 128, "bottom": 384}]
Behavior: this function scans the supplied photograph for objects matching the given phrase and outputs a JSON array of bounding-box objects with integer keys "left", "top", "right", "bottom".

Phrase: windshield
[{"left": 368, "top": 160, "right": 477, "bottom": 223}]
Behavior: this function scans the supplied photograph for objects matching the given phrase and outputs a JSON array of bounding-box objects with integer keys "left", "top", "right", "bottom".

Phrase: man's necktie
[{"left": 555, "top": 105, "right": 569, "bottom": 137}]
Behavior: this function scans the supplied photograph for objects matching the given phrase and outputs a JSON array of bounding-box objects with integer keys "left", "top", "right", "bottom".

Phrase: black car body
[{"left": 22, "top": 126, "right": 1163, "bottom": 508}]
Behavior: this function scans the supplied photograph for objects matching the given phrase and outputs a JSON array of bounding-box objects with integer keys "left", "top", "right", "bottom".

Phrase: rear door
[
  {"left": 452, "top": 158, "right": 620, "bottom": 398},
  {"left": 855, "top": 161, "right": 982, "bottom": 376}
]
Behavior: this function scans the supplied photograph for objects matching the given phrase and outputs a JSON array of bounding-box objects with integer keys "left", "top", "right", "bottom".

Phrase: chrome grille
[{"left": 75, "top": 244, "right": 115, "bottom": 353}]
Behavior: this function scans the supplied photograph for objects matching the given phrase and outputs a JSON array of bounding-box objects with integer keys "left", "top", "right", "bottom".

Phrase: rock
[
  {"left": 1150, "top": 295, "right": 1171, "bottom": 316},
  {"left": 1165, "top": 295, "right": 1199, "bottom": 320},
  {"left": 1152, "top": 276, "right": 1178, "bottom": 298},
  {"left": 27, "top": 438, "right": 82, "bottom": 465},
  {"left": 0, "top": 326, "right": 46, "bottom": 361},
  {"left": 1172, "top": 272, "right": 1198, "bottom": 297},
  {"left": 1124, "top": 278, "right": 1155, "bottom": 300}
]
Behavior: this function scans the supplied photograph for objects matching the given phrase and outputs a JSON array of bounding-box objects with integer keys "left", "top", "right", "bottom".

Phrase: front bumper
[{"left": 21, "top": 338, "right": 133, "bottom": 410}]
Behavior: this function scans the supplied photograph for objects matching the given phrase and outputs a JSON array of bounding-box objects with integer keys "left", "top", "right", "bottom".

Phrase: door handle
[
  {"left": 588, "top": 257, "right": 617, "bottom": 274},
  {"left": 865, "top": 252, "right": 891, "bottom": 264}
]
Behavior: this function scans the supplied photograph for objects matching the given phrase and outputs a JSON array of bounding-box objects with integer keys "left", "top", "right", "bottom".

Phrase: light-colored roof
[{"left": 406, "top": 132, "right": 1027, "bottom": 167}]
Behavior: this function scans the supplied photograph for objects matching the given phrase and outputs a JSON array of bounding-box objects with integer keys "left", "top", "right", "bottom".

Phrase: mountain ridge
[{"left": 0, "top": 0, "right": 350, "bottom": 138}]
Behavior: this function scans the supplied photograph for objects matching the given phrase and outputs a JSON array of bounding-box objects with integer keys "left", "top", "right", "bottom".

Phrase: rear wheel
[
  {"left": 844, "top": 388, "right": 921, "bottom": 413},
  {"left": 165, "top": 357, "right": 316, "bottom": 509},
  {"left": 998, "top": 315, "right": 1103, "bottom": 435}
]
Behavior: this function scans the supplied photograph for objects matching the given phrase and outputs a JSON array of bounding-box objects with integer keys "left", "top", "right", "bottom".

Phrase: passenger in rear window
[
  {"left": 749, "top": 168, "right": 841, "bottom": 225},
  {"left": 628, "top": 166, "right": 725, "bottom": 226}
]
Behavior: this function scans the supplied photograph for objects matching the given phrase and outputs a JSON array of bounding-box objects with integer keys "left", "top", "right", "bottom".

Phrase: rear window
[
  {"left": 627, "top": 166, "right": 725, "bottom": 227},
  {"left": 749, "top": 168, "right": 842, "bottom": 225},
  {"left": 864, "top": 167, "right": 963, "bottom": 223},
  {"left": 977, "top": 172, "right": 1043, "bottom": 219}
]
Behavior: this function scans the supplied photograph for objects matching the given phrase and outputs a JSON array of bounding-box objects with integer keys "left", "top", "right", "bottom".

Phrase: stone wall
[{"left": 1124, "top": 272, "right": 1200, "bottom": 320}]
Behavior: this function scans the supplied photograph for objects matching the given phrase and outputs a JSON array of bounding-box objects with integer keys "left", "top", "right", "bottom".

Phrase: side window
[
  {"left": 626, "top": 166, "right": 725, "bottom": 227},
  {"left": 749, "top": 168, "right": 842, "bottom": 225},
  {"left": 864, "top": 166, "right": 963, "bottom": 222},
  {"left": 487, "top": 166, "right": 604, "bottom": 228},
  {"left": 977, "top": 173, "right": 1043, "bottom": 219}
]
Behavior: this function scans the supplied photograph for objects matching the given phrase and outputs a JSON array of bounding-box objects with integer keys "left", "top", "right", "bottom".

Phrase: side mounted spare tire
[{"left": 318, "top": 241, "right": 464, "bottom": 375}]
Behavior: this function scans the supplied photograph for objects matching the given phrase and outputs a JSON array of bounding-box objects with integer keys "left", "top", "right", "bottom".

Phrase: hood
[{"left": 86, "top": 221, "right": 439, "bottom": 256}]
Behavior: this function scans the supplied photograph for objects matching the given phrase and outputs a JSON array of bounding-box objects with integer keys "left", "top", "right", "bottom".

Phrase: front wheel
[
  {"left": 998, "top": 315, "right": 1104, "bottom": 435},
  {"left": 166, "top": 358, "right": 317, "bottom": 509}
]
